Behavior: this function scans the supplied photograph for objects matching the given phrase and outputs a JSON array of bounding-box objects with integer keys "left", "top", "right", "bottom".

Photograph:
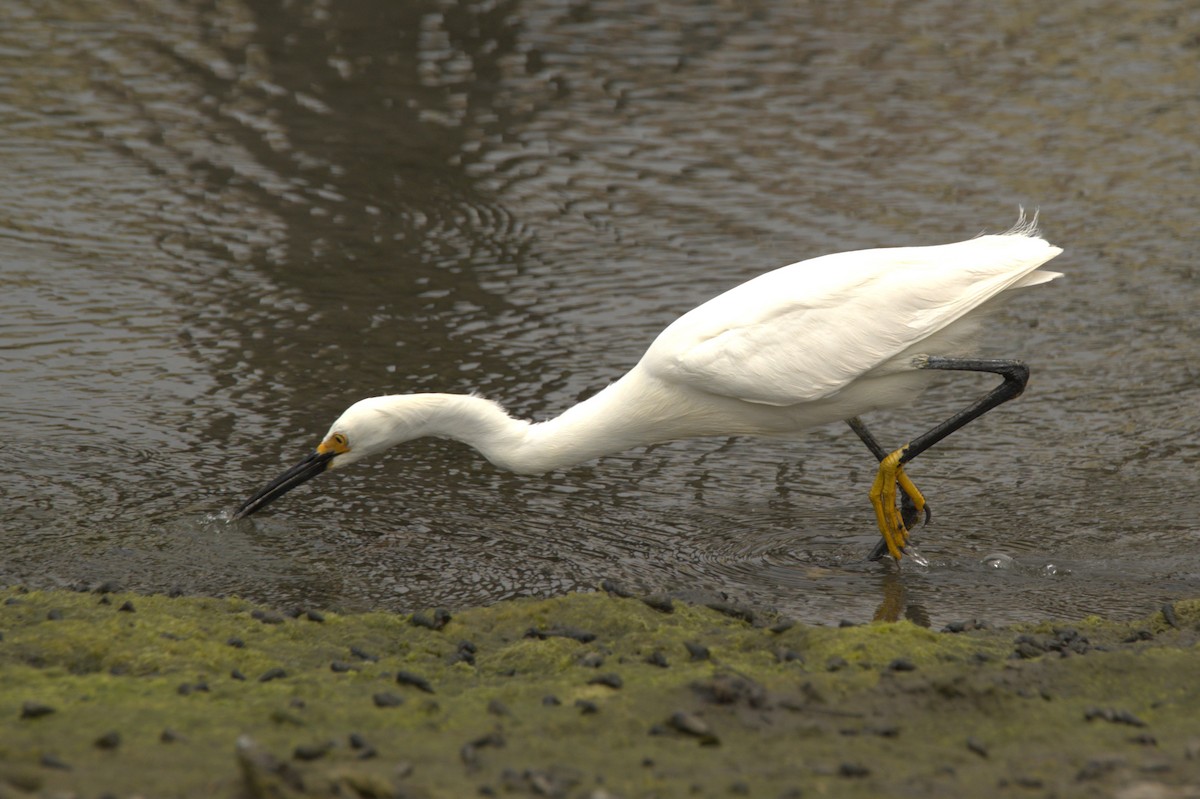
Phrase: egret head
[{"left": 230, "top": 396, "right": 408, "bottom": 520}]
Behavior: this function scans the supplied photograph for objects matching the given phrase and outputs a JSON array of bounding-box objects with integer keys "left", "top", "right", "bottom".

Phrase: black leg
[
  {"left": 865, "top": 357, "right": 1031, "bottom": 561},
  {"left": 848, "top": 417, "right": 930, "bottom": 560}
]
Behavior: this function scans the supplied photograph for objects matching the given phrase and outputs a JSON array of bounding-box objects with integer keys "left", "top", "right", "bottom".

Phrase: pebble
[
  {"left": 641, "top": 594, "right": 675, "bottom": 614},
  {"left": 350, "top": 645, "right": 379, "bottom": 662},
  {"left": 525, "top": 625, "right": 596, "bottom": 643},
  {"left": 258, "top": 668, "right": 287, "bottom": 683},
  {"left": 251, "top": 609, "right": 286, "bottom": 625},
  {"left": 20, "top": 701, "right": 55, "bottom": 720},
  {"left": 600, "top": 579, "right": 635, "bottom": 598},
  {"left": 395, "top": 670, "right": 435, "bottom": 693},
  {"left": 178, "top": 681, "right": 210, "bottom": 695},
  {"left": 1085, "top": 707, "right": 1147, "bottom": 727},
  {"left": 587, "top": 673, "right": 623, "bottom": 689},
  {"left": 372, "top": 692, "right": 405, "bottom": 708},
  {"left": 448, "top": 640, "right": 478, "bottom": 666},
  {"left": 349, "top": 735, "right": 378, "bottom": 760},
  {"left": 966, "top": 737, "right": 989, "bottom": 758},
  {"left": 293, "top": 741, "right": 334, "bottom": 761},
  {"left": 40, "top": 754, "right": 70, "bottom": 771},
  {"left": 667, "top": 711, "right": 711, "bottom": 737},
  {"left": 705, "top": 601, "right": 757, "bottom": 624},
  {"left": 93, "top": 731, "right": 121, "bottom": 750},
  {"left": 644, "top": 650, "right": 670, "bottom": 668},
  {"left": 411, "top": 608, "right": 452, "bottom": 630}
]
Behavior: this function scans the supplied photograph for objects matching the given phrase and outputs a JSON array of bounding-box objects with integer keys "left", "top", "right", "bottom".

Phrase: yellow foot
[{"left": 868, "top": 448, "right": 927, "bottom": 560}]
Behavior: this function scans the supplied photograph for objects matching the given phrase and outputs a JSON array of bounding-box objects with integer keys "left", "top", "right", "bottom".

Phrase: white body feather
[{"left": 327, "top": 227, "right": 1062, "bottom": 476}]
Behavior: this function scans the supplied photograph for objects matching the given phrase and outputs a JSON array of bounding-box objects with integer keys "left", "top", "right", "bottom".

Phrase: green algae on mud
[{"left": 1, "top": 588, "right": 1198, "bottom": 798}]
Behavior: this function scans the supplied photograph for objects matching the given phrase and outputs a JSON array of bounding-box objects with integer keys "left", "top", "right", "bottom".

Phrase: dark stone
[
  {"left": 258, "top": 668, "right": 287, "bottom": 683},
  {"left": 396, "top": 670, "right": 435, "bottom": 693},
  {"left": 684, "top": 641, "right": 710, "bottom": 661},
  {"left": 888, "top": 658, "right": 917, "bottom": 672},
  {"left": 251, "top": 609, "right": 286, "bottom": 625},
  {"left": 641, "top": 594, "right": 675, "bottom": 613},
  {"left": 94, "top": 731, "right": 121, "bottom": 749},
  {"left": 667, "top": 711, "right": 712, "bottom": 738},
  {"left": 1084, "top": 707, "right": 1147, "bottom": 727},
  {"left": 524, "top": 625, "right": 595, "bottom": 643},
  {"left": 20, "top": 702, "right": 55, "bottom": 720},
  {"left": 705, "top": 601, "right": 756, "bottom": 624},
  {"left": 692, "top": 674, "right": 767, "bottom": 708},
  {"left": 645, "top": 650, "right": 670, "bottom": 668},
  {"left": 601, "top": 579, "right": 636, "bottom": 598},
  {"left": 587, "top": 673, "right": 623, "bottom": 689},
  {"left": 293, "top": 741, "right": 334, "bottom": 761},
  {"left": 349, "top": 645, "right": 378, "bottom": 662},
  {"left": 372, "top": 692, "right": 404, "bottom": 708},
  {"left": 411, "top": 608, "right": 452, "bottom": 630}
]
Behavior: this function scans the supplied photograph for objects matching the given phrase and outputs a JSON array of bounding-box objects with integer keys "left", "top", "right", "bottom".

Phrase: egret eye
[{"left": 318, "top": 432, "right": 351, "bottom": 455}]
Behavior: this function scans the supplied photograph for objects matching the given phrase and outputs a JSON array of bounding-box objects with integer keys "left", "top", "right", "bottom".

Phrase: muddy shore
[{"left": 1, "top": 586, "right": 1197, "bottom": 798}]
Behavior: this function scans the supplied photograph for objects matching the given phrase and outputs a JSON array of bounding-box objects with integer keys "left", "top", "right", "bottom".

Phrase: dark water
[{"left": 2, "top": 0, "right": 1197, "bottom": 627}]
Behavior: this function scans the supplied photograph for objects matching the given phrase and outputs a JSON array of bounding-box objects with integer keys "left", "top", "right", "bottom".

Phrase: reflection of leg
[
  {"left": 847, "top": 417, "right": 929, "bottom": 560},
  {"left": 872, "top": 571, "right": 906, "bottom": 623},
  {"left": 860, "top": 357, "right": 1032, "bottom": 561}
]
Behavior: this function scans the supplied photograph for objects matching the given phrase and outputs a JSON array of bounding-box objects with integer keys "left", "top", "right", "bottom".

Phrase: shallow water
[{"left": 2, "top": 0, "right": 1197, "bottom": 627}]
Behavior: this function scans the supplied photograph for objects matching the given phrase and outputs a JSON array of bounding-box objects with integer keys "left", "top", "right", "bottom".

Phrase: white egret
[{"left": 233, "top": 217, "right": 1062, "bottom": 561}]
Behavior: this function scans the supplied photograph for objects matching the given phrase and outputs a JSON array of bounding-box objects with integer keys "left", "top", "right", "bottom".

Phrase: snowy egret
[{"left": 232, "top": 218, "right": 1062, "bottom": 561}]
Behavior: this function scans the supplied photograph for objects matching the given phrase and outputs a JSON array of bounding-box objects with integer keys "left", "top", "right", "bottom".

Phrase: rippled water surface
[{"left": 2, "top": 0, "right": 1197, "bottom": 626}]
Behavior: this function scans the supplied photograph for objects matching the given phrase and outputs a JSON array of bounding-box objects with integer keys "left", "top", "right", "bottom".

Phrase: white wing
[{"left": 643, "top": 232, "right": 1062, "bottom": 406}]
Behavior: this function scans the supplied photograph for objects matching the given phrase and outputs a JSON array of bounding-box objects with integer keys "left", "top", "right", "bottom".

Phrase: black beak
[{"left": 231, "top": 450, "right": 335, "bottom": 520}]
